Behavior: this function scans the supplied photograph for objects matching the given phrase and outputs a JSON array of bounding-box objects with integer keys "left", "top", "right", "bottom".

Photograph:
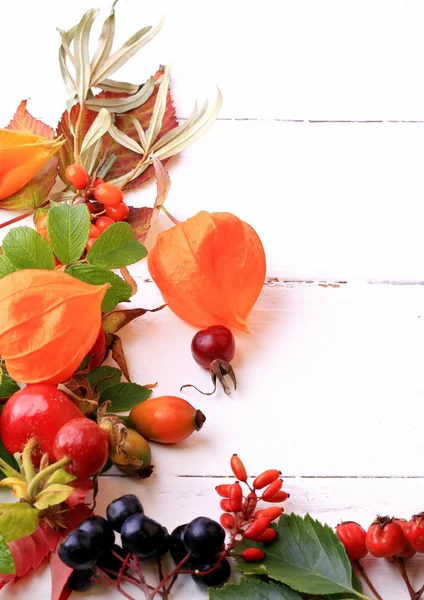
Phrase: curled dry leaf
[
  {"left": 107, "top": 333, "right": 130, "bottom": 381},
  {"left": 148, "top": 211, "right": 266, "bottom": 332},
  {"left": 0, "top": 270, "right": 107, "bottom": 384},
  {"left": 102, "top": 305, "right": 166, "bottom": 334}
]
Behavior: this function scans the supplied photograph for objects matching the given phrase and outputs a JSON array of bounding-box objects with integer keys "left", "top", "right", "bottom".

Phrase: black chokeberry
[
  {"left": 192, "top": 558, "right": 231, "bottom": 587},
  {"left": 58, "top": 530, "right": 100, "bottom": 570},
  {"left": 169, "top": 524, "right": 190, "bottom": 564},
  {"left": 77, "top": 516, "right": 115, "bottom": 554},
  {"left": 106, "top": 494, "right": 144, "bottom": 532},
  {"left": 184, "top": 517, "right": 225, "bottom": 559},
  {"left": 121, "top": 513, "right": 168, "bottom": 560},
  {"left": 97, "top": 544, "right": 129, "bottom": 579},
  {"left": 67, "top": 568, "right": 95, "bottom": 591}
]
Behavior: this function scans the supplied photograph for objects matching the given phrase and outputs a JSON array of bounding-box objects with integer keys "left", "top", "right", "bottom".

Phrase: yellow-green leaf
[
  {"left": 0, "top": 478, "right": 27, "bottom": 499},
  {"left": 0, "top": 503, "right": 39, "bottom": 543},
  {"left": 34, "top": 484, "right": 75, "bottom": 510}
]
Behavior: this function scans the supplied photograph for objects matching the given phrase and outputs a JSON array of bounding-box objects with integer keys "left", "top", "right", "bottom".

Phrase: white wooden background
[{"left": 1, "top": 1, "right": 424, "bottom": 598}]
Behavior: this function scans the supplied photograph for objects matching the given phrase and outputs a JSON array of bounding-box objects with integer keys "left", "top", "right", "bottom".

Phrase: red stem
[
  {"left": 0, "top": 199, "right": 49, "bottom": 230},
  {"left": 150, "top": 554, "right": 191, "bottom": 598},
  {"left": 393, "top": 558, "right": 415, "bottom": 600},
  {"left": 117, "top": 552, "right": 131, "bottom": 589},
  {"left": 354, "top": 560, "right": 384, "bottom": 600},
  {"left": 416, "top": 584, "right": 424, "bottom": 600},
  {"left": 95, "top": 567, "right": 137, "bottom": 600}
]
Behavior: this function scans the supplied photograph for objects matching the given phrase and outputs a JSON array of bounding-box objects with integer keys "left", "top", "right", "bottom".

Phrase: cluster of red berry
[
  {"left": 36, "top": 164, "right": 130, "bottom": 252},
  {"left": 216, "top": 454, "right": 289, "bottom": 563}
]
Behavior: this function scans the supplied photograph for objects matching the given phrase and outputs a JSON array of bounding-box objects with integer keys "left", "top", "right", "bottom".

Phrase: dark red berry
[{"left": 191, "top": 325, "right": 235, "bottom": 368}]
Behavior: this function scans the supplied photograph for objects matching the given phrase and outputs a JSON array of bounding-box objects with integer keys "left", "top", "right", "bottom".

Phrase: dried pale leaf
[
  {"left": 129, "top": 116, "right": 147, "bottom": 151},
  {"left": 97, "top": 78, "right": 139, "bottom": 94},
  {"left": 50, "top": 189, "right": 76, "bottom": 204},
  {"left": 97, "top": 154, "right": 117, "bottom": 179},
  {"left": 109, "top": 123, "right": 143, "bottom": 154},
  {"left": 120, "top": 267, "right": 137, "bottom": 295},
  {"left": 86, "top": 77, "right": 154, "bottom": 113},
  {"left": 108, "top": 163, "right": 148, "bottom": 187},
  {"left": 90, "top": 16, "right": 164, "bottom": 86},
  {"left": 74, "top": 8, "right": 100, "bottom": 104},
  {"left": 80, "top": 108, "right": 111, "bottom": 155},
  {"left": 90, "top": 8, "right": 115, "bottom": 77},
  {"left": 145, "top": 64, "right": 171, "bottom": 149},
  {"left": 58, "top": 25, "right": 76, "bottom": 67},
  {"left": 59, "top": 46, "right": 76, "bottom": 98},
  {"left": 109, "top": 334, "right": 130, "bottom": 381},
  {"left": 155, "top": 88, "right": 222, "bottom": 159},
  {"left": 102, "top": 305, "right": 166, "bottom": 334},
  {"left": 82, "top": 137, "right": 102, "bottom": 174},
  {"left": 151, "top": 101, "right": 199, "bottom": 152}
]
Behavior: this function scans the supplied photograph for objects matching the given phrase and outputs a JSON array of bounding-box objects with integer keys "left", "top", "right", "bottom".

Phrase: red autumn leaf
[
  {"left": 127, "top": 156, "right": 171, "bottom": 243},
  {"left": 7, "top": 100, "right": 55, "bottom": 140},
  {"left": 0, "top": 523, "right": 60, "bottom": 587},
  {"left": 56, "top": 67, "right": 177, "bottom": 188},
  {"left": 64, "top": 477, "right": 93, "bottom": 508}
]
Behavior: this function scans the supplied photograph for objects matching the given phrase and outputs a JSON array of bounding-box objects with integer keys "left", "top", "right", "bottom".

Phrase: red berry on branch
[
  {"left": 90, "top": 224, "right": 101, "bottom": 239},
  {"left": 95, "top": 216, "right": 115, "bottom": 232},
  {"left": 215, "top": 484, "right": 231, "bottom": 498},
  {"left": 261, "top": 480, "right": 283, "bottom": 501},
  {"left": 94, "top": 183, "right": 124, "bottom": 206},
  {"left": 244, "top": 491, "right": 258, "bottom": 518},
  {"left": 241, "top": 548, "right": 265, "bottom": 562},
  {"left": 264, "top": 490, "right": 289, "bottom": 503},
  {"left": 255, "top": 507, "right": 283, "bottom": 521},
  {"left": 220, "top": 499, "right": 231, "bottom": 513},
  {"left": 365, "top": 517, "right": 406, "bottom": 558},
  {"left": 93, "top": 177, "right": 105, "bottom": 187},
  {"left": 220, "top": 513, "right": 235, "bottom": 530},
  {"left": 256, "top": 528, "right": 277, "bottom": 543},
  {"left": 105, "top": 201, "right": 129, "bottom": 221},
  {"left": 86, "top": 237, "right": 96, "bottom": 251},
  {"left": 65, "top": 164, "right": 90, "bottom": 190},
  {"left": 229, "top": 482, "right": 243, "bottom": 513},
  {"left": 230, "top": 454, "right": 247, "bottom": 482},
  {"left": 406, "top": 513, "right": 424, "bottom": 553},
  {"left": 253, "top": 469, "right": 281, "bottom": 490},
  {"left": 244, "top": 517, "right": 271, "bottom": 541},
  {"left": 390, "top": 518, "right": 416, "bottom": 559},
  {"left": 336, "top": 522, "right": 368, "bottom": 561}
]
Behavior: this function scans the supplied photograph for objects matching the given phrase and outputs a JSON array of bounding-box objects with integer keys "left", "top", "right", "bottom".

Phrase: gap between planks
[
  {"left": 100, "top": 474, "right": 424, "bottom": 479},
  {"left": 140, "top": 277, "right": 424, "bottom": 288}
]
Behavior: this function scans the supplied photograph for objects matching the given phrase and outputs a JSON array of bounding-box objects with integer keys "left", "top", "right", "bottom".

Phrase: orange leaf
[
  {"left": 0, "top": 130, "right": 63, "bottom": 201},
  {"left": 7, "top": 100, "right": 55, "bottom": 140},
  {"left": 0, "top": 270, "right": 108, "bottom": 384},
  {"left": 148, "top": 212, "right": 266, "bottom": 332},
  {"left": 56, "top": 67, "right": 177, "bottom": 188}
]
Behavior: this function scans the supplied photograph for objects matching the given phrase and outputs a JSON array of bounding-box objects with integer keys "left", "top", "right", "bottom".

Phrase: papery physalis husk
[
  {"left": 0, "top": 270, "right": 107, "bottom": 384},
  {"left": 148, "top": 211, "right": 266, "bottom": 332},
  {"left": 0, "top": 129, "right": 63, "bottom": 201}
]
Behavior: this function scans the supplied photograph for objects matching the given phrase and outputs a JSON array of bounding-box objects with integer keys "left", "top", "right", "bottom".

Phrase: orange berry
[
  {"left": 256, "top": 528, "right": 277, "bottom": 543},
  {"left": 215, "top": 484, "right": 231, "bottom": 498},
  {"left": 230, "top": 454, "right": 247, "bottom": 482},
  {"left": 253, "top": 470, "right": 281, "bottom": 490},
  {"left": 264, "top": 490, "right": 290, "bottom": 503},
  {"left": 93, "top": 177, "right": 105, "bottom": 187},
  {"left": 90, "top": 224, "right": 101, "bottom": 239},
  {"left": 244, "top": 517, "right": 271, "bottom": 541},
  {"left": 228, "top": 482, "right": 243, "bottom": 512},
  {"left": 94, "top": 183, "right": 124, "bottom": 206},
  {"left": 65, "top": 164, "right": 90, "bottom": 190},
  {"left": 241, "top": 548, "right": 265, "bottom": 562},
  {"left": 220, "top": 499, "right": 231, "bottom": 512},
  {"left": 254, "top": 507, "right": 283, "bottom": 521},
  {"left": 220, "top": 513, "right": 235, "bottom": 530},
  {"left": 95, "top": 216, "right": 115, "bottom": 232},
  {"left": 261, "top": 480, "right": 283, "bottom": 501},
  {"left": 86, "top": 237, "right": 96, "bottom": 252},
  {"left": 105, "top": 201, "right": 129, "bottom": 221}
]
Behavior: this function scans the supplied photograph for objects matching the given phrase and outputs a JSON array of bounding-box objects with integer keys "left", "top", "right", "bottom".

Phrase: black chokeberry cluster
[{"left": 59, "top": 494, "right": 231, "bottom": 593}]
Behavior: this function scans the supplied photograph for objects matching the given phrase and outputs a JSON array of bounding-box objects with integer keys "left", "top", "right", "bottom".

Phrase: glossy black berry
[
  {"left": 192, "top": 558, "right": 231, "bottom": 587},
  {"left": 58, "top": 530, "right": 100, "bottom": 570},
  {"left": 184, "top": 517, "right": 225, "bottom": 559},
  {"left": 97, "top": 545, "right": 128, "bottom": 579},
  {"left": 78, "top": 516, "right": 115, "bottom": 554},
  {"left": 121, "top": 513, "right": 168, "bottom": 559},
  {"left": 170, "top": 524, "right": 190, "bottom": 564},
  {"left": 106, "top": 494, "right": 144, "bottom": 532},
  {"left": 67, "top": 568, "right": 95, "bottom": 591}
]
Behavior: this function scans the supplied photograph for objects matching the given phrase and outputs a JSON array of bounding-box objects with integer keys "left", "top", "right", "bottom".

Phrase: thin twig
[
  {"left": 150, "top": 554, "right": 191, "bottom": 598},
  {"left": 416, "top": 584, "right": 424, "bottom": 600},
  {"left": 74, "top": 105, "right": 84, "bottom": 163},
  {"left": 393, "top": 558, "right": 415, "bottom": 600},
  {"left": 354, "top": 560, "right": 384, "bottom": 600},
  {"left": 95, "top": 567, "right": 136, "bottom": 600},
  {"left": 0, "top": 199, "right": 50, "bottom": 230},
  {"left": 132, "top": 555, "right": 152, "bottom": 599}
]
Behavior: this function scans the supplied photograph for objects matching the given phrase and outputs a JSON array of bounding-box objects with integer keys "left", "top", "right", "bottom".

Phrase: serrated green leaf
[
  {"left": 87, "top": 222, "right": 147, "bottom": 269},
  {"left": 100, "top": 382, "right": 151, "bottom": 412},
  {"left": 47, "top": 204, "right": 90, "bottom": 264},
  {"left": 0, "top": 535, "right": 15, "bottom": 575},
  {"left": 86, "top": 365, "right": 122, "bottom": 391},
  {"left": 0, "top": 253, "right": 16, "bottom": 279},
  {"left": 0, "top": 503, "right": 39, "bottom": 543},
  {"left": 34, "top": 484, "right": 74, "bottom": 510},
  {"left": 67, "top": 264, "right": 132, "bottom": 312},
  {"left": 209, "top": 578, "right": 302, "bottom": 600},
  {"left": 237, "top": 514, "right": 366, "bottom": 599},
  {"left": 2, "top": 227, "right": 55, "bottom": 271}
]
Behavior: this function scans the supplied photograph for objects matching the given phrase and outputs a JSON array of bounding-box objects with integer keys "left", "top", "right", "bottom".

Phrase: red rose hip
[
  {"left": 336, "top": 522, "right": 368, "bottom": 561},
  {"left": 53, "top": 418, "right": 109, "bottom": 477},
  {"left": 191, "top": 325, "right": 235, "bottom": 368}
]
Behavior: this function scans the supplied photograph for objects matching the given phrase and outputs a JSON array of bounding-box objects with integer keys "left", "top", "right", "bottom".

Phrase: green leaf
[
  {"left": 0, "top": 373, "right": 20, "bottom": 400},
  {"left": 0, "top": 503, "right": 39, "bottom": 543},
  {"left": 67, "top": 264, "right": 132, "bottom": 312},
  {"left": 2, "top": 227, "right": 55, "bottom": 271},
  {"left": 0, "top": 253, "right": 16, "bottom": 279},
  {"left": 47, "top": 204, "right": 90, "bottom": 264},
  {"left": 34, "top": 484, "right": 75, "bottom": 510},
  {"left": 0, "top": 535, "right": 15, "bottom": 575},
  {"left": 87, "top": 222, "right": 147, "bottom": 269},
  {"left": 0, "top": 437, "right": 19, "bottom": 481},
  {"left": 100, "top": 456, "right": 113, "bottom": 475},
  {"left": 100, "top": 382, "right": 151, "bottom": 412},
  {"left": 86, "top": 365, "right": 122, "bottom": 392},
  {"left": 209, "top": 578, "right": 302, "bottom": 600},
  {"left": 45, "top": 469, "right": 76, "bottom": 486},
  {"left": 237, "top": 514, "right": 364, "bottom": 598}
]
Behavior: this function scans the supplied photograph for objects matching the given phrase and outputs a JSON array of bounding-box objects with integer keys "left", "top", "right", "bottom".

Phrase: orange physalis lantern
[
  {"left": 0, "top": 129, "right": 64, "bottom": 201},
  {"left": 0, "top": 270, "right": 108, "bottom": 384},
  {"left": 148, "top": 211, "right": 266, "bottom": 332}
]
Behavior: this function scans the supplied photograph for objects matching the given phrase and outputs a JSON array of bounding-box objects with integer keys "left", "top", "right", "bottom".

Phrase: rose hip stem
[
  {"left": 416, "top": 584, "right": 424, "bottom": 600},
  {"left": 392, "top": 558, "right": 415, "bottom": 600},
  {"left": 354, "top": 560, "right": 384, "bottom": 600}
]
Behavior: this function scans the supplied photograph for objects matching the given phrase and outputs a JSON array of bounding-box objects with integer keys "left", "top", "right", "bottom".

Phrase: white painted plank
[
  {"left": 3, "top": 1, "right": 424, "bottom": 122},
  {"left": 2, "top": 120, "right": 424, "bottom": 281},
  {"left": 1, "top": 476, "right": 423, "bottom": 599}
]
